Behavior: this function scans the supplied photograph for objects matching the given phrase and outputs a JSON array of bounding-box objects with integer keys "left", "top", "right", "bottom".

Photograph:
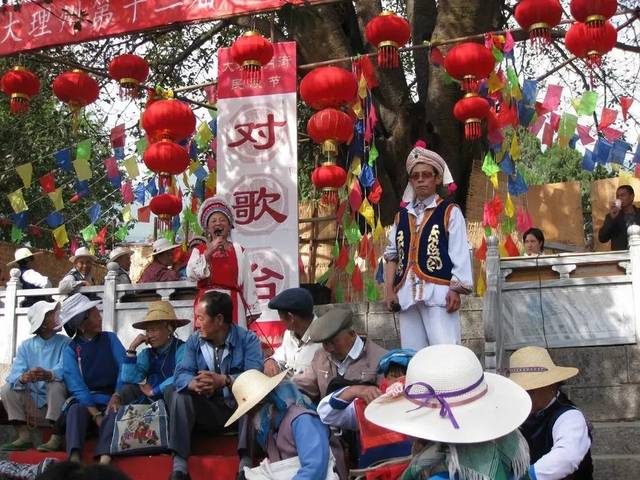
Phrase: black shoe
[{"left": 168, "top": 472, "right": 190, "bottom": 480}]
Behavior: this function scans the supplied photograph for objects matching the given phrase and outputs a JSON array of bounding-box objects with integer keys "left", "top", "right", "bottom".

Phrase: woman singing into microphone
[{"left": 186, "top": 196, "right": 261, "bottom": 328}]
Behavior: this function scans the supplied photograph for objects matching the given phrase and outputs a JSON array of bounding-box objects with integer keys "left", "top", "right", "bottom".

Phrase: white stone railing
[
  {"left": 0, "top": 262, "right": 199, "bottom": 366},
  {"left": 483, "top": 225, "right": 640, "bottom": 372}
]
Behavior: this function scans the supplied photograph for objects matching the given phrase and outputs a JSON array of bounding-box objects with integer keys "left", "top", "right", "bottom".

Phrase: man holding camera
[{"left": 598, "top": 185, "right": 640, "bottom": 251}]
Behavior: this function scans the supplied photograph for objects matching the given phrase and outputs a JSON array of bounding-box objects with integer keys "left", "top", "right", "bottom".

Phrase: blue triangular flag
[
  {"left": 194, "top": 166, "right": 208, "bottom": 182},
  {"left": 517, "top": 102, "right": 535, "bottom": 127},
  {"left": 178, "top": 138, "right": 189, "bottom": 147},
  {"left": 594, "top": 139, "right": 613, "bottom": 164},
  {"left": 54, "top": 148, "right": 73, "bottom": 172},
  {"left": 113, "top": 146, "right": 125, "bottom": 160},
  {"left": 633, "top": 144, "right": 640, "bottom": 164},
  {"left": 375, "top": 258, "right": 384, "bottom": 284},
  {"left": 46, "top": 211, "right": 64, "bottom": 229},
  {"left": 74, "top": 180, "right": 89, "bottom": 197},
  {"left": 500, "top": 152, "right": 515, "bottom": 175},
  {"left": 359, "top": 163, "right": 375, "bottom": 188},
  {"left": 608, "top": 140, "right": 631, "bottom": 165},
  {"left": 194, "top": 179, "right": 205, "bottom": 200},
  {"left": 134, "top": 183, "right": 146, "bottom": 204},
  {"left": 522, "top": 79, "right": 537, "bottom": 106},
  {"left": 189, "top": 142, "right": 199, "bottom": 159},
  {"left": 87, "top": 203, "right": 101, "bottom": 224},
  {"left": 508, "top": 171, "right": 528, "bottom": 196},
  {"left": 10, "top": 212, "right": 28, "bottom": 230},
  {"left": 109, "top": 174, "right": 122, "bottom": 189},
  {"left": 568, "top": 134, "right": 579, "bottom": 150},
  {"left": 172, "top": 214, "right": 181, "bottom": 233},
  {"left": 581, "top": 150, "right": 595, "bottom": 172},
  {"left": 208, "top": 118, "right": 217, "bottom": 136},
  {"left": 146, "top": 178, "right": 158, "bottom": 197}
]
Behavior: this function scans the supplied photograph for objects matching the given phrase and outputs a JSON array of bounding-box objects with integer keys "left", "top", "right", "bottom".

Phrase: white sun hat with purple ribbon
[{"left": 364, "top": 344, "right": 531, "bottom": 444}]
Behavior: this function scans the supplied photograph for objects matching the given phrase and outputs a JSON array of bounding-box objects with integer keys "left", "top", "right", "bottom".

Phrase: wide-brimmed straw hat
[
  {"left": 69, "top": 247, "right": 97, "bottom": 263},
  {"left": 7, "top": 247, "right": 41, "bottom": 267},
  {"left": 506, "top": 346, "right": 579, "bottom": 391},
  {"left": 27, "top": 301, "right": 59, "bottom": 334},
  {"left": 365, "top": 345, "right": 531, "bottom": 444},
  {"left": 224, "top": 369, "right": 288, "bottom": 427},
  {"left": 109, "top": 246, "right": 133, "bottom": 262},
  {"left": 152, "top": 238, "right": 179, "bottom": 256},
  {"left": 132, "top": 301, "right": 190, "bottom": 329}
]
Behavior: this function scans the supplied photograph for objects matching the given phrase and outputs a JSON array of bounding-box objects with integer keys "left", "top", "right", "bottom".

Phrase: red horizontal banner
[{"left": 0, "top": 0, "right": 329, "bottom": 57}]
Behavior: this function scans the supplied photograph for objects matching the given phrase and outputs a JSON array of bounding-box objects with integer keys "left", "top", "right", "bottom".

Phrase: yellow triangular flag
[
  {"left": 123, "top": 156, "right": 140, "bottom": 178},
  {"left": 189, "top": 161, "right": 199, "bottom": 175},
  {"left": 16, "top": 163, "right": 33, "bottom": 188},
  {"left": 490, "top": 173, "right": 499, "bottom": 190},
  {"left": 498, "top": 243, "right": 509, "bottom": 257},
  {"left": 48, "top": 188, "right": 64, "bottom": 211},
  {"left": 373, "top": 218, "right": 385, "bottom": 242},
  {"left": 358, "top": 75, "right": 367, "bottom": 99},
  {"left": 52, "top": 225, "right": 69, "bottom": 247},
  {"left": 7, "top": 189, "right": 28, "bottom": 213},
  {"left": 358, "top": 198, "right": 375, "bottom": 229},
  {"left": 350, "top": 156, "right": 362, "bottom": 177},
  {"left": 352, "top": 100, "right": 363, "bottom": 119},
  {"left": 122, "top": 204, "right": 132, "bottom": 222},
  {"left": 509, "top": 134, "right": 520, "bottom": 160},
  {"left": 89, "top": 245, "right": 96, "bottom": 255},
  {"left": 205, "top": 170, "right": 216, "bottom": 190},
  {"left": 182, "top": 172, "right": 190, "bottom": 188},
  {"left": 476, "top": 269, "right": 486, "bottom": 296},
  {"left": 505, "top": 193, "right": 515, "bottom": 218},
  {"left": 619, "top": 170, "right": 633, "bottom": 186},
  {"left": 557, "top": 135, "right": 569, "bottom": 148},
  {"left": 488, "top": 71, "right": 505, "bottom": 93},
  {"left": 73, "top": 158, "right": 92, "bottom": 181},
  {"left": 571, "top": 98, "right": 581, "bottom": 113}
]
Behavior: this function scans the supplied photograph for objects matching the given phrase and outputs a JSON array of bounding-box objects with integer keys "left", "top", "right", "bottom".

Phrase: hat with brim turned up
[
  {"left": 506, "top": 346, "right": 579, "bottom": 391},
  {"left": 132, "top": 300, "right": 190, "bottom": 329}
]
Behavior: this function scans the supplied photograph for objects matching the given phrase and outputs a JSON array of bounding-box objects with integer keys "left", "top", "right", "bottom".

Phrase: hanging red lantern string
[
  {"left": 307, "top": 108, "right": 355, "bottom": 156},
  {"left": 312, "top": 162, "right": 348, "bottom": 205},
  {"left": 514, "top": 0, "right": 563, "bottom": 46},
  {"left": 299, "top": 66, "right": 358, "bottom": 110},
  {"left": 143, "top": 139, "right": 190, "bottom": 187},
  {"left": 570, "top": 0, "right": 617, "bottom": 36},
  {"left": 443, "top": 42, "right": 496, "bottom": 93},
  {"left": 150, "top": 193, "right": 182, "bottom": 231},
  {"left": 142, "top": 98, "right": 196, "bottom": 143},
  {"left": 230, "top": 31, "right": 274, "bottom": 86},
  {"left": 364, "top": 11, "right": 411, "bottom": 69},
  {"left": 564, "top": 20, "right": 617, "bottom": 68},
  {"left": 0, "top": 66, "right": 40, "bottom": 114},
  {"left": 108, "top": 54, "right": 150, "bottom": 99},
  {"left": 52, "top": 70, "right": 100, "bottom": 130},
  {"left": 453, "top": 94, "right": 491, "bottom": 140}
]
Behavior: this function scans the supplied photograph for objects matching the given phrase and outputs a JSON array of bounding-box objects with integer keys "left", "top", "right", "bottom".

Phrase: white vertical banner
[{"left": 216, "top": 42, "right": 298, "bottom": 347}]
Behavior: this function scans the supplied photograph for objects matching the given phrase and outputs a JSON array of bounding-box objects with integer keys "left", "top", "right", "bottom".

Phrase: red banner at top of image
[
  {"left": 217, "top": 41, "right": 297, "bottom": 99},
  {"left": 0, "top": 0, "right": 330, "bottom": 56}
]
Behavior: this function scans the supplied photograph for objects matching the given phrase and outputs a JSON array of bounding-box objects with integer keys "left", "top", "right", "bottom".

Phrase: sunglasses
[{"left": 410, "top": 171, "right": 437, "bottom": 181}]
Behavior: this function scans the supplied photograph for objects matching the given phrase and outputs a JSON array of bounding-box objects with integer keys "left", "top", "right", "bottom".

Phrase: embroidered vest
[
  {"left": 392, "top": 200, "right": 455, "bottom": 291},
  {"left": 520, "top": 395, "right": 593, "bottom": 480},
  {"left": 19, "top": 266, "right": 37, "bottom": 290}
]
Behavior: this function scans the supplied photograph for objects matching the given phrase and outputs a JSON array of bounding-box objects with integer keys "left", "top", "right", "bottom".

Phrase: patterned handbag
[{"left": 109, "top": 399, "right": 169, "bottom": 456}]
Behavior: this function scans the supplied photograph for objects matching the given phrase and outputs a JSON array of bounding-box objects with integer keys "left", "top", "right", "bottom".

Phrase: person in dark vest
[
  {"left": 94, "top": 301, "right": 188, "bottom": 465},
  {"left": 108, "top": 246, "right": 133, "bottom": 284},
  {"left": 226, "top": 369, "right": 343, "bottom": 479},
  {"left": 598, "top": 184, "right": 640, "bottom": 251},
  {"left": 508, "top": 346, "right": 593, "bottom": 480},
  {"left": 58, "top": 247, "right": 97, "bottom": 299},
  {"left": 7, "top": 247, "right": 51, "bottom": 307},
  {"left": 383, "top": 141, "right": 472, "bottom": 350}
]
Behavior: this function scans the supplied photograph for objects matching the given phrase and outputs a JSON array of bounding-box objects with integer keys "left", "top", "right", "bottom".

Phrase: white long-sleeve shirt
[
  {"left": 270, "top": 320, "right": 322, "bottom": 376},
  {"left": 21, "top": 268, "right": 51, "bottom": 288},
  {"left": 317, "top": 387, "right": 358, "bottom": 430},
  {"left": 384, "top": 195, "right": 473, "bottom": 311},
  {"left": 532, "top": 408, "right": 591, "bottom": 480}
]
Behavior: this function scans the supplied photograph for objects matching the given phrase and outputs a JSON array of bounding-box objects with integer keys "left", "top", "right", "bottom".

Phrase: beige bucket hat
[
  {"left": 69, "top": 246, "right": 97, "bottom": 263},
  {"left": 364, "top": 345, "right": 531, "bottom": 444},
  {"left": 109, "top": 246, "right": 133, "bottom": 262},
  {"left": 506, "top": 346, "right": 579, "bottom": 391},
  {"left": 7, "top": 247, "right": 40, "bottom": 267},
  {"left": 27, "top": 301, "right": 59, "bottom": 334},
  {"left": 152, "top": 238, "right": 179, "bottom": 256},
  {"left": 224, "top": 369, "right": 288, "bottom": 427},
  {"left": 132, "top": 301, "right": 190, "bottom": 329}
]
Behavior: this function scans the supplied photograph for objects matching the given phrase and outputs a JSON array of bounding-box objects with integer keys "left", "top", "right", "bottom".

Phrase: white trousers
[{"left": 398, "top": 302, "right": 461, "bottom": 350}]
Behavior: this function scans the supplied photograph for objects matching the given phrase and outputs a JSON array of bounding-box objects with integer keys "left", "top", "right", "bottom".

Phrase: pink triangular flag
[
  {"left": 598, "top": 107, "right": 617, "bottom": 130},
  {"left": 528, "top": 115, "right": 546, "bottom": 136},
  {"left": 542, "top": 85, "right": 562, "bottom": 112},
  {"left": 348, "top": 180, "right": 363, "bottom": 213},
  {"left": 602, "top": 127, "right": 624, "bottom": 142},
  {"left": 504, "top": 31, "right": 515, "bottom": 53},
  {"left": 516, "top": 207, "right": 533, "bottom": 233},
  {"left": 576, "top": 125, "right": 595, "bottom": 145},
  {"left": 542, "top": 123, "right": 554, "bottom": 147},
  {"left": 549, "top": 112, "right": 561, "bottom": 132},
  {"left": 620, "top": 96, "right": 633, "bottom": 122}
]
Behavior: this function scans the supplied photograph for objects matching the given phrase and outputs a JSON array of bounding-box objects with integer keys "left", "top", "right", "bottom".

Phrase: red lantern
[
  {"left": 299, "top": 66, "right": 358, "bottom": 110},
  {"left": 453, "top": 94, "right": 491, "bottom": 140},
  {"left": 443, "top": 43, "right": 496, "bottom": 93},
  {"left": 230, "top": 31, "right": 274, "bottom": 86},
  {"left": 52, "top": 70, "right": 99, "bottom": 118},
  {"left": 570, "top": 0, "right": 617, "bottom": 31},
  {"left": 307, "top": 108, "right": 355, "bottom": 156},
  {"left": 514, "top": 0, "right": 563, "bottom": 45},
  {"left": 150, "top": 193, "right": 182, "bottom": 226},
  {"left": 312, "top": 162, "right": 348, "bottom": 205},
  {"left": 364, "top": 11, "right": 411, "bottom": 69},
  {"left": 142, "top": 99, "right": 196, "bottom": 143},
  {"left": 108, "top": 54, "right": 149, "bottom": 98},
  {"left": 564, "top": 20, "right": 617, "bottom": 66},
  {"left": 143, "top": 139, "right": 190, "bottom": 185},
  {"left": 0, "top": 66, "right": 40, "bottom": 114}
]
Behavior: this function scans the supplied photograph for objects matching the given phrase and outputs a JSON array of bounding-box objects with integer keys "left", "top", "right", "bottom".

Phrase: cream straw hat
[
  {"left": 506, "top": 346, "right": 579, "bottom": 391},
  {"left": 224, "top": 369, "right": 288, "bottom": 427}
]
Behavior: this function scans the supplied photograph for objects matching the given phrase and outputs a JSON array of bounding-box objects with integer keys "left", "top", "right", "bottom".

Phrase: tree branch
[{"left": 152, "top": 21, "right": 228, "bottom": 67}]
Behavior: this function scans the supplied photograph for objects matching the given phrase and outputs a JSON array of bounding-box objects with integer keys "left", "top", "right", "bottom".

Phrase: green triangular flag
[
  {"left": 441, "top": 70, "right": 459, "bottom": 86},
  {"left": 345, "top": 258, "right": 355, "bottom": 275},
  {"left": 115, "top": 224, "right": 129, "bottom": 242},
  {"left": 501, "top": 216, "right": 515, "bottom": 234},
  {"left": 482, "top": 152, "right": 501, "bottom": 177},
  {"left": 368, "top": 145, "right": 379, "bottom": 167},
  {"left": 332, "top": 240, "right": 340, "bottom": 258},
  {"left": 484, "top": 226, "right": 492, "bottom": 237},
  {"left": 492, "top": 46, "right": 504, "bottom": 64},
  {"left": 316, "top": 268, "right": 331, "bottom": 286},
  {"left": 163, "top": 229, "right": 175, "bottom": 242},
  {"left": 76, "top": 139, "right": 92, "bottom": 161},
  {"left": 345, "top": 221, "right": 361, "bottom": 245},
  {"left": 81, "top": 224, "right": 97, "bottom": 242},
  {"left": 10, "top": 225, "right": 24, "bottom": 243},
  {"left": 334, "top": 284, "right": 345, "bottom": 303},
  {"left": 136, "top": 138, "right": 149, "bottom": 155},
  {"left": 365, "top": 277, "right": 379, "bottom": 302},
  {"left": 195, "top": 123, "right": 213, "bottom": 150},
  {"left": 576, "top": 91, "right": 598, "bottom": 116}
]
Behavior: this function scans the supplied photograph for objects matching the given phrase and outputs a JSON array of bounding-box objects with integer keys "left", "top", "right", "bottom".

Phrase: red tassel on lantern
[
  {"left": 150, "top": 193, "right": 182, "bottom": 230},
  {"left": 564, "top": 20, "right": 617, "bottom": 68},
  {"left": 312, "top": 162, "right": 348, "bottom": 206},
  {"left": 514, "top": 0, "right": 563, "bottom": 46},
  {"left": 453, "top": 94, "right": 491, "bottom": 140},
  {"left": 230, "top": 31, "right": 274, "bottom": 86},
  {"left": 364, "top": 11, "right": 411, "bottom": 69},
  {"left": 143, "top": 139, "right": 190, "bottom": 187},
  {"left": 0, "top": 66, "right": 40, "bottom": 114},
  {"left": 108, "top": 54, "right": 150, "bottom": 99},
  {"left": 307, "top": 108, "right": 355, "bottom": 156}
]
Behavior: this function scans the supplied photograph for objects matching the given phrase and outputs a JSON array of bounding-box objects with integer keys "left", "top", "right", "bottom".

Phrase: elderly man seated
[
  {"left": 109, "top": 246, "right": 133, "bottom": 284},
  {"left": 58, "top": 247, "right": 98, "bottom": 296},
  {"left": 7, "top": 247, "right": 51, "bottom": 307},
  {"left": 1, "top": 301, "right": 69, "bottom": 452},
  {"left": 164, "top": 291, "right": 263, "bottom": 480},
  {"left": 138, "top": 238, "right": 180, "bottom": 283},
  {"left": 294, "top": 309, "right": 387, "bottom": 403}
]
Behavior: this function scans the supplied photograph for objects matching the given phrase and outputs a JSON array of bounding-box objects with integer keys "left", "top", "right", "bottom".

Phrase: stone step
[
  {"left": 593, "top": 454, "right": 640, "bottom": 480},
  {"left": 591, "top": 421, "right": 640, "bottom": 456}
]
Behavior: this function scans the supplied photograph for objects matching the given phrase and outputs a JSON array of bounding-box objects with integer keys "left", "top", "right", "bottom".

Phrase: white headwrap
[{"left": 402, "top": 142, "right": 455, "bottom": 204}]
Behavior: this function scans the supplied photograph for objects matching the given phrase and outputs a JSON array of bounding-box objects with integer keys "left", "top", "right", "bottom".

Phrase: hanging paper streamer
[
  {"left": 542, "top": 84, "right": 562, "bottom": 112},
  {"left": 516, "top": 207, "right": 533, "bottom": 233},
  {"left": 195, "top": 122, "right": 213, "bottom": 150},
  {"left": 39, "top": 173, "right": 56, "bottom": 194},
  {"left": 122, "top": 204, "right": 132, "bottom": 223},
  {"left": 73, "top": 158, "right": 92, "bottom": 181},
  {"left": 581, "top": 150, "right": 595, "bottom": 172},
  {"left": 529, "top": 115, "right": 546, "bottom": 136},
  {"left": 110, "top": 125, "right": 126, "bottom": 148},
  {"left": 137, "top": 206, "right": 151, "bottom": 223},
  {"left": 541, "top": 123, "right": 554, "bottom": 148},
  {"left": 504, "top": 193, "right": 515, "bottom": 218},
  {"left": 48, "top": 188, "right": 64, "bottom": 211},
  {"left": 123, "top": 157, "right": 140, "bottom": 178},
  {"left": 509, "top": 135, "right": 520, "bottom": 160},
  {"left": 508, "top": 171, "right": 528, "bottom": 196},
  {"left": 134, "top": 183, "right": 146, "bottom": 204},
  {"left": 351, "top": 267, "right": 363, "bottom": 292},
  {"left": 576, "top": 125, "right": 595, "bottom": 145},
  {"left": 109, "top": 174, "right": 122, "bottom": 189},
  {"left": 602, "top": 127, "right": 624, "bottom": 143},
  {"left": 16, "top": 163, "right": 33, "bottom": 188},
  {"left": 54, "top": 149, "right": 73, "bottom": 172},
  {"left": 115, "top": 224, "right": 129, "bottom": 242},
  {"left": 52, "top": 225, "right": 69, "bottom": 247},
  {"left": 575, "top": 91, "right": 598, "bottom": 116},
  {"left": 11, "top": 225, "right": 24, "bottom": 243},
  {"left": 10, "top": 212, "right": 28, "bottom": 230},
  {"left": 360, "top": 163, "right": 375, "bottom": 188},
  {"left": 87, "top": 203, "right": 101, "bottom": 224},
  {"left": 633, "top": 144, "right": 640, "bottom": 164},
  {"left": 345, "top": 219, "right": 362, "bottom": 245},
  {"left": 8, "top": 189, "right": 28, "bottom": 213},
  {"left": 593, "top": 139, "right": 613, "bottom": 164},
  {"left": 373, "top": 218, "right": 385, "bottom": 242},
  {"left": 121, "top": 182, "right": 135, "bottom": 203},
  {"left": 558, "top": 113, "right": 578, "bottom": 140},
  {"left": 620, "top": 96, "right": 633, "bottom": 121},
  {"left": 598, "top": 107, "right": 617, "bottom": 130},
  {"left": 503, "top": 234, "right": 520, "bottom": 256},
  {"left": 608, "top": 140, "right": 631, "bottom": 165},
  {"left": 482, "top": 152, "right": 501, "bottom": 177},
  {"left": 365, "top": 277, "right": 379, "bottom": 302},
  {"left": 76, "top": 139, "right": 92, "bottom": 161},
  {"left": 136, "top": 138, "right": 148, "bottom": 155},
  {"left": 81, "top": 224, "right": 97, "bottom": 242},
  {"left": 522, "top": 79, "right": 537, "bottom": 106},
  {"left": 345, "top": 258, "right": 355, "bottom": 275},
  {"left": 358, "top": 234, "right": 370, "bottom": 259},
  {"left": 348, "top": 180, "right": 363, "bottom": 213},
  {"left": 358, "top": 198, "right": 375, "bottom": 229},
  {"left": 113, "top": 147, "right": 125, "bottom": 161},
  {"left": 336, "top": 245, "right": 349, "bottom": 270},
  {"left": 368, "top": 179, "right": 383, "bottom": 205},
  {"left": 146, "top": 178, "right": 158, "bottom": 197},
  {"left": 46, "top": 211, "right": 64, "bottom": 229},
  {"left": 474, "top": 237, "right": 487, "bottom": 261},
  {"left": 500, "top": 153, "right": 514, "bottom": 175}
]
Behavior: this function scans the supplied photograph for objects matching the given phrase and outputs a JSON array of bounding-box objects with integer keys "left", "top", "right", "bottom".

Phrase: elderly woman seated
[
  {"left": 1, "top": 301, "right": 69, "bottom": 452},
  {"left": 58, "top": 294, "right": 125, "bottom": 463}
]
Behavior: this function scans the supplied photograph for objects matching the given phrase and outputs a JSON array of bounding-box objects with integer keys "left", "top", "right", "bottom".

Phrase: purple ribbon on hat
[
  {"left": 498, "top": 366, "right": 548, "bottom": 377},
  {"left": 404, "top": 374, "right": 486, "bottom": 429}
]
